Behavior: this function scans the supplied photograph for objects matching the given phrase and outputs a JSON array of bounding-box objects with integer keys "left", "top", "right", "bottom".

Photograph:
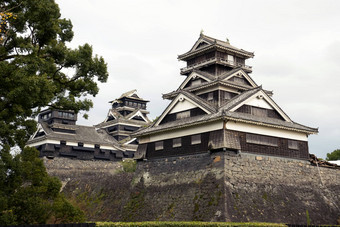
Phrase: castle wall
[{"left": 43, "top": 152, "right": 340, "bottom": 224}]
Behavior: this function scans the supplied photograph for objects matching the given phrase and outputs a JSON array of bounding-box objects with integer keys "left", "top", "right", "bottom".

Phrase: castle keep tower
[
  {"left": 134, "top": 34, "right": 318, "bottom": 160},
  {"left": 96, "top": 90, "right": 151, "bottom": 156},
  {"left": 178, "top": 33, "right": 254, "bottom": 76}
]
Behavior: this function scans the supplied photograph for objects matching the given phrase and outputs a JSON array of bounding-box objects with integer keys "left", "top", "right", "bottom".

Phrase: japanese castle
[
  {"left": 27, "top": 33, "right": 318, "bottom": 161},
  {"left": 134, "top": 33, "right": 318, "bottom": 160},
  {"left": 27, "top": 90, "right": 150, "bottom": 160}
]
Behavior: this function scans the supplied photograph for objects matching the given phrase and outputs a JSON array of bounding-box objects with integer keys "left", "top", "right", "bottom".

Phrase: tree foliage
[
  {"left": 0, "top": 0, "right": 108, "bottom": 224},
  {"left": 0, "top": 0, "right": 108, "bottom": 149},
  {"left": 0, "top": 146, "right": 85, "bottom": 224},
  {"left": 326, "top": 149, "right": 340, "bottom": 161}
]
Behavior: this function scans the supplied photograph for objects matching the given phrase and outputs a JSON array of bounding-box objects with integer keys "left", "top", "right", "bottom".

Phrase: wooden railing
[{"left": 180, "top": 57, "right": 252, "bottom": 73}]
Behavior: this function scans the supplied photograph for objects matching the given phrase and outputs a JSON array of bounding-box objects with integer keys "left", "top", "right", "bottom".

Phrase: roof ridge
[
  {"left": 218, "top": 67, "right": 243, "bottom": 80},
  {"left": 119, "top": 89, "right": 137, "bottom": 99},
  {"left": 192, "top": 69, "right": 216, "bottom": 80},
  {"left": 219, "top": 86, "right": 262, "bottom": 111},
  {"left": 201, "top": 33, "right": 228, "bottom": 45},
  {"left": 125, "top": 109, "right": 139, "bottom": 119},
  {"left": 180, "top": 90, "right": 217, "bottom": 113}
]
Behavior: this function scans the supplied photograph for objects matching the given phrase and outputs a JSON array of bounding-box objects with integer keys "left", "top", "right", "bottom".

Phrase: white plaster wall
[
  {"left": 66, "top": 141, "right": 78, "bottom": 146},
  {"left": 27, "top": 139, "right": 60, "bottom": 147},
  {"left": 226, "top": 121, "right": 308, "bottom": 141},
  {"left": 144, "top": 121, "right": 223, "bottom": 143},
  {"left": 169, "top": 99, "right": 197, "bottom": 114},
  {"left": 245, "top": 96, "right": 273, "bottom": 109}
]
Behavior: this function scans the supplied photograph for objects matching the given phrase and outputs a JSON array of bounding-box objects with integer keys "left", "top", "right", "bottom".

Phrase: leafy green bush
[
  {"left": 97, "top": 221, "right": 287, "bottom": 227},
  {"left": 121, "top": 159, "right": 137, "bottom": 173}
]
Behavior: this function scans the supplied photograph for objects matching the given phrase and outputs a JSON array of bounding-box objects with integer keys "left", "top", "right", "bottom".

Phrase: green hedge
[{"left": 97, "top": 221, "right": 287, "bottom": 227}]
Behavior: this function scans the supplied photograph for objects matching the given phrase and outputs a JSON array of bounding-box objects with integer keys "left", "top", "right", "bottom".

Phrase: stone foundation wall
[
  {"left": 43, "top": 152, "right": 340, "bottom": 224},
  {"left": 223, "top": 152, "right": 340, "bottom": 224}
]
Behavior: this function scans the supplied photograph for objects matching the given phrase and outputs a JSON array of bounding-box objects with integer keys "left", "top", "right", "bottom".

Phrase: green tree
[
  {"left": 0, "top": 0, "right": 108, "bottom": 224},
  {"left": 0, "top": 146, "right": 85, "bottom": 225},
  {"left": 0, "top": 0, "right": 108, "bottom": 149},
  {"left": 326, "top": 149, "right": 340, "bottom": 161}
]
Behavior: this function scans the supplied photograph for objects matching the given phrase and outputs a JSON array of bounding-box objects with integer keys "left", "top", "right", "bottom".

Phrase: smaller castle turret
[
  {"left": 96, "top": 89, "right": 151, "bottom": 155},
  {"left": 38, "top": 109, "right": 77, "bottom": 125}
]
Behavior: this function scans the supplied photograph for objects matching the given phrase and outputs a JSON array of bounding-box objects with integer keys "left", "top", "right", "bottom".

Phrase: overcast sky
[{"left": 56, "top": 0, "right": 340, "bottom": 159}]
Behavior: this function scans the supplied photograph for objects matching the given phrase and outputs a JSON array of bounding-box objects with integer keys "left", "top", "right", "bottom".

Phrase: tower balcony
[{"left": 180, "top": 57, "right": 252, "bottom": 75}]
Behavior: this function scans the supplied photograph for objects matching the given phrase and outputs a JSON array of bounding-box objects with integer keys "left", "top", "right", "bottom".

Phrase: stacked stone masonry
[{"left": 44, "top": 152, "right": 340, "bottom": 225}]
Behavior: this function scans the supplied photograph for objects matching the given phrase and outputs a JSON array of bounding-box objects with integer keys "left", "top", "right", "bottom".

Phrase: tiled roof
[
  {"left": 163, "top": 79, "right": 253, "bottom": 100},
  {"left": 134, "top": 112, "right": 223, "bottom": 136},
  {"left": 223, "top": 111, "right": 318, "bottom": 133},
  {"left": 119, "top": 89, "right": 137, "bottom": 99},
  {"left": 95, "top": 117, "right": 148, "bottom": 128},
  {"left": 192, "top": 69, "right": 217, "bottom": 81},
  {"left": 219, "top": 86, "right": 262, "bottom": 111},
  {"left": 178, "top": 34, "right": 254, "bottom": 60},
  {"left": 125, "top": 109, "right": 151, "bottom": 122},
  {"left": 218, "top": 67, "right": 245, "bottom": 80},
  {"left": 27, "top": 122, "right": 122, "bottom": 148},
  {"left": 180, "top": 90, "right": 217, "bottom": 113},
  {"left": 109, "top": 89, "right": 149, "bottom": 103},
  {"left": 135, "top": 86, "right": 318, "bottom": 136},
  {"left": 201, "top": 34, "right": 254, "bottom": 56}
]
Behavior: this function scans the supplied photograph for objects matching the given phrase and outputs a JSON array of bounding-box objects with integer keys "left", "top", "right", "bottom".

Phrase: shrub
[{"left": 121, "top": 159, "right": 137, "bottom": 173}]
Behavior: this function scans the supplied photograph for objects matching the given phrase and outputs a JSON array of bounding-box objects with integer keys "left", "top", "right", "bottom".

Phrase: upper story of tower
[
  {"left": 178, "top": 33, "right": 254, "bottom": 76},
  {"left": 110, "top": 89, "right": 149, "bottom": 111}
]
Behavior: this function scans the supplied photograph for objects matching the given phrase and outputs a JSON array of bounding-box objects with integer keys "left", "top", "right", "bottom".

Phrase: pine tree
[{"left": 0, "top": 0, "right": 108, "bottom": 224}]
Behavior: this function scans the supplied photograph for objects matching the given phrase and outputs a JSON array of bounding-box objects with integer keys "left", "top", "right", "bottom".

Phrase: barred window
[
  {"left": 176, "top": 110, "right": 190, "bottom": 120},
  {"left": 173, "top": 138, "right": 182, "bottom": 148},
  {"left": 288, "top": 140, "right": 299, "bottom": 150},
  {"left": 155, "top": 141, "right": 164, "bottom": 151},
  {"left": 246, "top": 134, "right": 278, "bottom": 147},
  {"left": 191, "top": 134, "right": 201, "bottom": 145}
]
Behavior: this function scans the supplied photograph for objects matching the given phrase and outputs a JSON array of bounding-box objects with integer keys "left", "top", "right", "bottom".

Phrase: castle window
[
  {"left": 58, "top": 111, "right": 63, "bottom": 117},
  {"left": 60, "top": 140, "right": 66, "bottom": 145},
  {"left": 207, "top": 92, "right": 213, "bottom": 101},
  {"left": 176, "top": 110, "right": 190, "bottom": 120},
  {"left": 288, "top": 140, "right": 299, "bottom": 150},
  {"left": 191, "top": 134, "right": 201, "bottom": 145},
  {"left": 155, "top": 141, "right": 163, "bottom": 151},
  {"left": 246, "top": 134, "right": 278, "bottom": 147},
  {"left": 173, "top": 138, "right": 182, "bottom": 148},
  {"left": 78, "top": 142, "right": 84, "bottom": 147},
  {"left": 227, "top": 55, "right": 234, "bottom": 62}
]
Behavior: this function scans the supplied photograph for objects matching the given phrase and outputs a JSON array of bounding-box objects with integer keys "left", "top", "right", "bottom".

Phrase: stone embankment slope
[{"left": 44, "top": 151, "right": 340, "bottom": 225}]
